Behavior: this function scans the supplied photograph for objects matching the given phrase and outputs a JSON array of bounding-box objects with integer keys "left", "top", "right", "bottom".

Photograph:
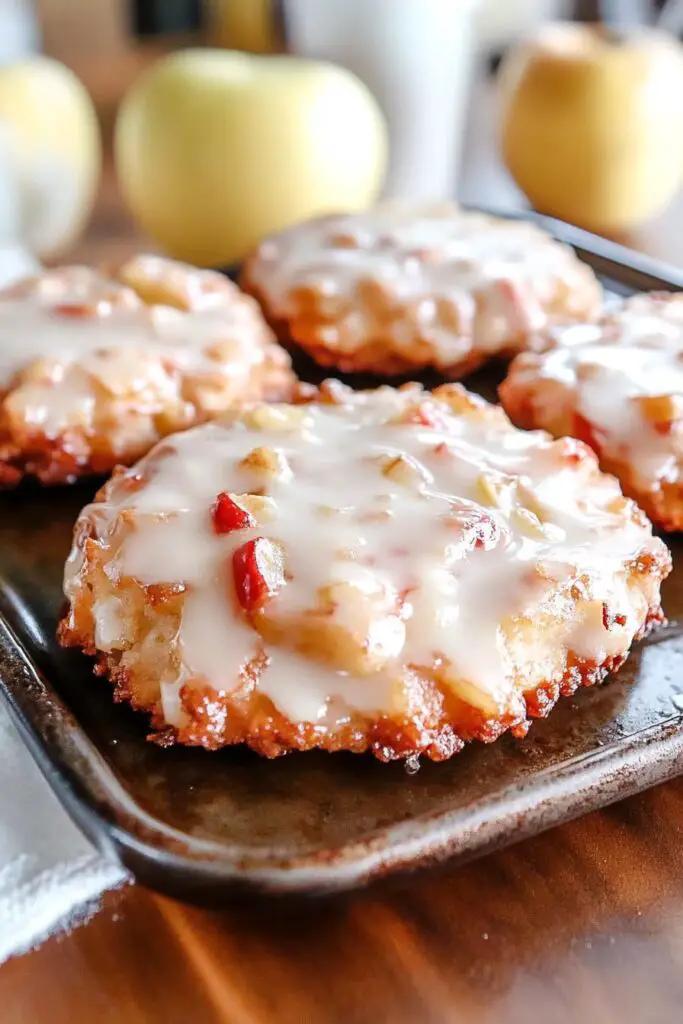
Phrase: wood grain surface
[
  {"left": 4, "top": 30, "right": 683, "bottom": 1022},
  {"left": 6, "top": 780, "right": 683, "bottom": 1024}
]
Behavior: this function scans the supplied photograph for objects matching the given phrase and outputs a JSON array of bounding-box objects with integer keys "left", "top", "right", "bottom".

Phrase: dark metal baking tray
[{"left": 2, "top": 212, "right": 683, "bottom": 902}]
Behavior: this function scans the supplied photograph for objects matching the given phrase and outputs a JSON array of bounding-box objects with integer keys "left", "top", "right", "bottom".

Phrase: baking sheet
[{"left": 1, "top": 217, "right": 683, "bottom": 900}]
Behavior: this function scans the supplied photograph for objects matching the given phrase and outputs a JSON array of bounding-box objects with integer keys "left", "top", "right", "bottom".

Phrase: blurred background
[{"left": 4, "top": 0, "right": 683, "bottom": 268}]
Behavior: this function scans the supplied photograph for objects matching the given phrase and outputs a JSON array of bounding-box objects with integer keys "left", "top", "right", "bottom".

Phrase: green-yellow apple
[
  {"left": 0, "top": 56, "right": 100, "bottom": 258},
  {"left": 499, "top": 23, "right": 683, "bottom": 233},
  {"left": 115, "top": 48, "right": 388, "bottom": 267}
]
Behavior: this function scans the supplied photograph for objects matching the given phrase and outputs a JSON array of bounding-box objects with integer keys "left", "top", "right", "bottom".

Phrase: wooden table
[{"left": 5, "top": 80, "right": 683, "bottom": 1024}]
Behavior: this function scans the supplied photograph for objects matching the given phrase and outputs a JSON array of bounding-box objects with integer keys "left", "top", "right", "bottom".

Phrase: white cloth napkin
[
  {"left": 0, "top": 708, "right": 128, "bottom": 963},
  {"left": 0, "top": 244, "right": 128, "bottom": 963}
]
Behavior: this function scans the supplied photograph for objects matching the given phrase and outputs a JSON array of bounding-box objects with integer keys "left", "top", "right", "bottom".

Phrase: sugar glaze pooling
[{"left": 63, "top": 383, "right": 665, "bottom": 734}]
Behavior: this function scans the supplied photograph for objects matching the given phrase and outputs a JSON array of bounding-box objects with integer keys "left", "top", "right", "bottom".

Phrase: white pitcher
[{"left": 285, "top": 0, "right": 480, "bottom": 201}]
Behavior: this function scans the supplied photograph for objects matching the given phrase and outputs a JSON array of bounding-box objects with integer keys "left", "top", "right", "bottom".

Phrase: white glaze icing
[
  {"left": 64, "top": 384, "right": 662, "bottom": 731},
  {"left": 529, "top": 295, "right": 683, "bottom": 488},
  {"left": 248, "top": 202, "right": 600, "bottom": 364},
  {"left": 0, "top": 257, "right": 287, "bottom": 439}
]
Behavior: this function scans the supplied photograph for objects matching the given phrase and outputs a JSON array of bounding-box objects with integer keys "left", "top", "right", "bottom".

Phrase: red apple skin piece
[
  {"left": 232, "top": 537, "right": 285, "bottom": 612},
  {"left": 212, "top": 493, "right": 255, "bottom": 535}
]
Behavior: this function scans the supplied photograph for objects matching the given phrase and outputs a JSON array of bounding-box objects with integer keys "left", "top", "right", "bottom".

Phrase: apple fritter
[
  {"left": 59, "top": 381, "right": 669, "bottom": 761},
  {"left": 501, "top": 292, "right": 683, "bottom": 531},
  {"left": 0, "top": 254, "right": 295, "bottom": 486},
  {"left": 242, "top": 202, "right": 601, "bottom": 378}
]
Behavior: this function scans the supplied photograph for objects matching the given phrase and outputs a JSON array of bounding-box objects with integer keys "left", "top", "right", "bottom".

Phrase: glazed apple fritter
[
  {"left": 0, "top": 254, "right": 295, "bottom": 486},
  {"left": 242, "top": 201, "right": 602, "bottom": 378},
  {"left": 501, "top": 292, "right": 683, "bottom": 531},
  {"left": 59, "top": 381, "right": 669, "bottom": 761}
]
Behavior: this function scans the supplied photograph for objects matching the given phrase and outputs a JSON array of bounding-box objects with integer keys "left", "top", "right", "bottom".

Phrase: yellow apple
[
  {"left": 499, "top": 23, "right": 683, "bottom": 233},
  {"left": 0, "top": 56, "right": 100, "bottom": 258},
  {"left": 115, "top": 49, "right": 388, "bottom": 267}
]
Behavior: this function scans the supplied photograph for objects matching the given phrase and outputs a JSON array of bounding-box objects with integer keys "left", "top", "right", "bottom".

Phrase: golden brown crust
[
  {"left": 0, "top": 255, "right": 296, "bottom": 487},
  {"left": 58, "top": 607, "right": 665, "bottom": 761}
]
